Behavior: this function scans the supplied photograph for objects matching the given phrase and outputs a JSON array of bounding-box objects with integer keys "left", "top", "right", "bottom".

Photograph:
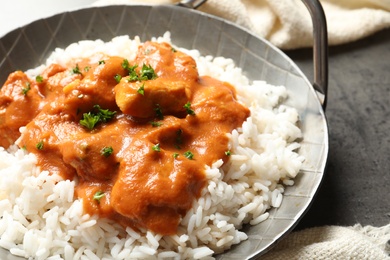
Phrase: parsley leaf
[
  {"left": 154, "top": 104, "right": 163, "bottom": 120},
  {"left": 139, "top": 64, "right": 157, "bottom": 80},
  {"left": 35, "top": 75, "right": 43, "bottom": 83},
  {"left": 122, "top": 59, "right": 139, "bottom": 81},
  {"left": 80, "top": 112, "right": 100, "bottom": 130},
  {"left": 22, "top": 82, "right": 31, "bottom": 96},
  {"left": 93, "top": 191, "right": 105, "bottom": 203},
  {"left": 121, "top": 59, "right": 130, "bottom": 70},
  {"left": 183, "top": 102, "right": 195, "bottom": 115},
  {"left": 175, "top": 129, "right": 183, "bottom": 149},
  {"left": 152, "top": 143, "right": 161, "bottom": 152},
  {"left": 36, "top": 140, "right": 44, "bottom": 150},
  {"left": 122, "top": 59, "right": 157, "bottom": 82},
  {"left": 184, "top": 151, "right": 194, "bottom": 160},
  {"left": 128, "top": 65, "right": 139, "bottom": 81},
  {"left": 72, "top": 64, "right": 82, "bottom": 75},
  {"left": 114, "top": 74, "right": 122, "bottom": 83},
  {"left": 150, "top": 121, "right": 162, "bottom": 127},
  {"left": 101, "top": 146, "right": 114, "bottom": 157},
  {"left": 137, "top": 83, "right": 145, "bottom": 95},
  {"left": 93, "top": 105, "right": 116, "bottom": 123},
  {"left": 79, "top": 105, "right": 116, "bottom": 130}
]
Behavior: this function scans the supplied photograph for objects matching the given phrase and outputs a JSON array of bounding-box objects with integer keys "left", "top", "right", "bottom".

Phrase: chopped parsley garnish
[
  {"left": 128, "top": 65, "right": 139, "bottom": 81},
  {"left": 225, "top": 150, "right": 231, "bottom": 156},
  {"left": 98, "top": 60, "right": 105, "bottom": 65},
  {"left": 173, "top": 152, "right": 179, "bottom": 159},
  {"left": 79, "top": 105, "right": 116, "bottom": 130},
  {"left": 171, "top": 47, "right": 177, "bottom": 53},
  {"left": 122, "top": 60, "right": 140, "bottom": 81},
  {"left": 35, "top": 75, "right": 43, "bottom": 83},
  {"left": 80, "top": 113, "right": 100, "bottom": 130},
  {"left": 150, "top": 121, "right": 162, "bottom": 127},
  {"left": 154, "top": 104, "right": 163, "bottom": 120},
  {"left": 93, "top": 191, "right": 105, "bottom": 203},
  {"left": 137, "top": 83, "right": 145, "bottom": 95},
  {"left": 84, "top": 66, "right": 91, "bottom": 72},
  {"left": 93, "top": 105, "right": 116, "bottom": 122},
  {"left": 122, "top": 59, "right": 157, "bottom": 82},
  {"left": 139, "top": 64, "right": 157, "bottom": 80},
  {"left": 101, "top": 146, "right": 114, "bottom": 157},
  {"left": 114, "top": 74, "right": 122, "bottom": 83},
  {"left": 122, "top": 59, "right": 130, "bottom": 70},
  {"left": 152, "top": 143, "right": 161, "bottom": 152},
  {"left": 175, "top": 129, "right": 183, "bottom": 149},
  {"left": 183, "top": 151, "right": 194, "bottom": 160},
  {"left": 36, "top": 141, "right": 44, "bottom": 150},
  {"left": 72, "top": 64, "right": 82, "bottom": 75},
  {"left": 183, "top": 102, "right": 195, "bottom": 115},
  {"left": 22, "top": 82, "right": 31, "bottom": 96}
]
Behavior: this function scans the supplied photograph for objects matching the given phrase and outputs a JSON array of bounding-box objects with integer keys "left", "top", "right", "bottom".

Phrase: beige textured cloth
[
  {"left": 93, "top": 0, "right": 390, "bottom": 49},
  {"left": 262, "top": 224, "right": 390, "bottom": 259}
]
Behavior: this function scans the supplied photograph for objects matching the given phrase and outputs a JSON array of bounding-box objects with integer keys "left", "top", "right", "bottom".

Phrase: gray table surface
[{"left": 286, "top": 28, "right": 390, "bottom": 230}]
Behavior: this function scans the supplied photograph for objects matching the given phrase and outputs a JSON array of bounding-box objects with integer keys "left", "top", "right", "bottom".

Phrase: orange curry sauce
[{"left": 0, "top": 41, "right": 249, "bottom": 235}]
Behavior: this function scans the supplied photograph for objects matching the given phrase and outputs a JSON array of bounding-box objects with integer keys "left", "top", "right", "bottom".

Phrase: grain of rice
[
  {"left": 59, "top": 216, "right": 71, "bottom": 226},
  {"left": 117, "top": 248, "right": 131, "bottom": 259},
  {"left": 84, "top": 248, "right": 100, "bottom": 260},
  {"left": 187, "top": 214, "right": 196, "bottom": 234},
  {"left": 79, "top": 219, "right": 97, "bottom": 229},
  {"left": 110, "top": 242, "right": 123, "bottom": 257},
  {"left": 189, "top": 234, "right": 199, "bottom": 248},
  {"left": 250, "top": 212, "right": 270, "bottom": 225},
  {"left": 158, "top": 250, "right": 180, "bottom": 259},
  {"left": 0, "top": 239, "right": 15, "bottom": 251},
  {"left": 81, "top": 231, "right": 99, "bottom": 249},
  {"left": 146, "top": 231, "right": 160, "bottom": 248},
  {"left": 192, "top": 247, "right": 214, "bottom": 259},
  {"left": 64, "top": 245, "right": 75, "bottom": 260},
  {"left": 139, "top": 245, "right": 157, "bottom": 255},
  {"left": 10, "top": 247, "right": 26, "bottom": 257},
  {"left": 36, "top": 248, "right": 48, "bottom": 257}
]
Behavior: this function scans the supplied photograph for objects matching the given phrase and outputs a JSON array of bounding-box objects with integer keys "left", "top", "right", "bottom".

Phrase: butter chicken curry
[{"left": 0, "top": 42, "right": 249, "bottom": 235}]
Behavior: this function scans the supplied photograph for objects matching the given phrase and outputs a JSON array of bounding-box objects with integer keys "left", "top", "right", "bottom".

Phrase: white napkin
[
  {"left": 262, "top": 224, "right": 390, "bottom": 259},
  {"left": 93, "top": 0, "right": 390, "bottom": 49}
]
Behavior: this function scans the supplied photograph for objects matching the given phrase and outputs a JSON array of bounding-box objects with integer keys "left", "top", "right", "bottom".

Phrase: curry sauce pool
[{"left": 0, "top": 33, "right": 304, "bottom": 259}]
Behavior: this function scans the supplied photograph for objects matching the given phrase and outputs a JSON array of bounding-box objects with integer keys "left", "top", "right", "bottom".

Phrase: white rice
[{"left": 0, "top": 32, "right": 304, "bottom": 259}]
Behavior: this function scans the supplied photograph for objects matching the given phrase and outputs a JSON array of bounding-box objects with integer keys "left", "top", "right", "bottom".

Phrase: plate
[{"left": 0, "top": 5, "right": 328, "bottom": 259}]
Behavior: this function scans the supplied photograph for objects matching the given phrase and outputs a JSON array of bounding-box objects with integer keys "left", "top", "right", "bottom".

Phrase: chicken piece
[
  {"left": 115, "top": 79, "right": 192, "bottom": 119},
  {"left": 0, "top": 71, "right": 41, "bottom": 148},
  {"left": 115, "top": 41, "right": 198, "bottom": 119},
  {"left": 60, "top": 120, "right": 122, "bottom": 182},
  {"left": 135, "top": 41, "right": 199, "bottom": 82},
  {"left": 62, "top": 56, "right": 128, "bottom": 118}
]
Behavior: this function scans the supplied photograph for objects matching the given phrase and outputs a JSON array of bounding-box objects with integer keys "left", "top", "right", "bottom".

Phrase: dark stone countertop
[{"left": 285, "top": 28, "right": 390, "bottom": 230}]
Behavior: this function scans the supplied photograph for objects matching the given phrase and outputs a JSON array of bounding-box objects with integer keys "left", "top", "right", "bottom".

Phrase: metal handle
[
  {"left": 176, "top": 0, "right": 208, "bottom": 9},
  {"left": 301, "top": 0, "right": 329, "bottom": 109},
  {"left": 177, "top": 0, "right": 328, "bottom": 109}
]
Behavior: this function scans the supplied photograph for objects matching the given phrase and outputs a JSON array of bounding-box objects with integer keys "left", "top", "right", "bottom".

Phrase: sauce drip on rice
[{"left": 0, "top": 41, "right": 250, "bottom": 235}]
